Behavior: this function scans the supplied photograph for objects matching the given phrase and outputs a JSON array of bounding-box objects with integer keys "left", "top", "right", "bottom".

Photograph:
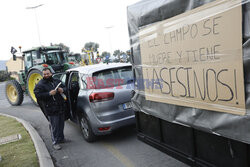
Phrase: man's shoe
[
  {"left": 59, "top": 139, "right": 70, "bottom": 143},
  {"left": 53, "top": 144, "right": 61, "bottom": 150}
]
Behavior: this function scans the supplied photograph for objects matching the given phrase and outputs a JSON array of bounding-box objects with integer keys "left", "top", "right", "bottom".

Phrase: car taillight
[
  {"left": 89, "top": 92, "right": 114, "bottom": 102},
  {"left": 98, "top": 127, "right": 110, "bottom": 131}
]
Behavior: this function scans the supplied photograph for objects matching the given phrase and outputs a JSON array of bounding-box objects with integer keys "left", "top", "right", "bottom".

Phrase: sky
[{"left": 0, "top": 0, "right": 141, "bottom": 60}]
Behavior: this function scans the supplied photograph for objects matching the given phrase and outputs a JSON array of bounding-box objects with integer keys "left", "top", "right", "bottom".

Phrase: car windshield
[
  {"left": 92, "top": 66, "right": 133, "bottom": 89},
  {"left": 41, "top": 51, "right": 68, "bottom": 65}
]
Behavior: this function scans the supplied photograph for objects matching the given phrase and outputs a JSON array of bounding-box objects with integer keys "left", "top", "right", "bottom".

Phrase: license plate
[{"left": 123, "top": 102, "right": 132, "bottom": 110}]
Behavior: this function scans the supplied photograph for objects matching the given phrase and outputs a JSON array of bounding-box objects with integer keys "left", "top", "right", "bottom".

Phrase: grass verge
[{"left": 0, "top": 115, "right": 39, "bottom": 167}]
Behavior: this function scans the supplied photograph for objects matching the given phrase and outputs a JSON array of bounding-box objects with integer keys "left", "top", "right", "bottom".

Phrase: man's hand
[
  {"left": 58, "top": 88, "right": 64, "bottom": 94},
  {"left": 49, "top": 90, "right": 57, "bottom": 96}
]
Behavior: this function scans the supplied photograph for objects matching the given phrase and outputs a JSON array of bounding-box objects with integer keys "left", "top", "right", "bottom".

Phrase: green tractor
[{"left": 5, "top": 46, "right": 76, "bottom": 106}]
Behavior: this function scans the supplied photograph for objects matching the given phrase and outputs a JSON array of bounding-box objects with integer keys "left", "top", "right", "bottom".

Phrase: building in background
[{"left": 6, "top": 57, "right": 24, "bottom": 79}]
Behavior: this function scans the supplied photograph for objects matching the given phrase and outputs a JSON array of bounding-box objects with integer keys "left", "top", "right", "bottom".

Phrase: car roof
[{"left": 67, "top": 63, "right": 132, "bottom": 74}]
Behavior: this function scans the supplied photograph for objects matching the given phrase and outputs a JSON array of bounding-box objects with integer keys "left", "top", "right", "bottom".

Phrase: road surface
[{"left": 0, "top": 82, "right": 188, "bottom": 167}]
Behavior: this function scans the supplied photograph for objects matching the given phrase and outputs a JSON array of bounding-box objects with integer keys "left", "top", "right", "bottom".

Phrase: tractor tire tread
[{"left": 5, "top": 80, "right": 24, "bottom": 106}]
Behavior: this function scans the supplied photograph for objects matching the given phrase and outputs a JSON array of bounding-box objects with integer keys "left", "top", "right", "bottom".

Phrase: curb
[{"left": 0, "top": 113, "right": 54, "bottom": 167}]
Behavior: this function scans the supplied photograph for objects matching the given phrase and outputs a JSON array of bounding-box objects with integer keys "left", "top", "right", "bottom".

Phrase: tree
[
  {"left": 83, "top": 42, "right": 99, "bottom": 52},
  {"left": 101, "top": 51, "right": 110, "bottom": 58},
  {"left": 51, "top": 43, "right": 70, "bottom": 52},
  {"left": 101, "top": 51, "right": 111, "bottom": 63},
  {"left": 113, "top": 49, "right": 126, "bottom": 62}
]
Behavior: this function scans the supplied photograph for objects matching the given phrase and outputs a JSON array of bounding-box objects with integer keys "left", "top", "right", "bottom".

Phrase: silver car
[{"left": 59, "top": 63, "right": 135, "bottom": 142}]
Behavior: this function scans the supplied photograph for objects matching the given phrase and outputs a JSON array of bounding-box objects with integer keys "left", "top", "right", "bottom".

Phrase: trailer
[{"left": 127, "top": 0, "right": 250, "bottom": 166}]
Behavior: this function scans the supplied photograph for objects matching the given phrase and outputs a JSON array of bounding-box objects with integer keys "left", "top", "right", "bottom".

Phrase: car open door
[
  {"left": 66, "top": 71, "right": 80, "bottom": 122},
  {"left": 52, "top": 72, "right": 71, "bottom": 120}
]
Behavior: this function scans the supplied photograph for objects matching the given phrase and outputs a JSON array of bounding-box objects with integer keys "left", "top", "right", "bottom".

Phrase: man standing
[{"left": 34, "top": 68, "right": 66, "bottom": 150}]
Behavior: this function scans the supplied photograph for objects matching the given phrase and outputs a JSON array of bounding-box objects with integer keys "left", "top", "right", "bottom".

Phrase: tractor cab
[{"left": 23, "top": 46, "right": 71, "bottom": 73}]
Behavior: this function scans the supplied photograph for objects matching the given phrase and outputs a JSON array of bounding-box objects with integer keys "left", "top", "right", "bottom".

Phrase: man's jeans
[{"left": 48, "top": 114, "right": 65, "bottom": 145}]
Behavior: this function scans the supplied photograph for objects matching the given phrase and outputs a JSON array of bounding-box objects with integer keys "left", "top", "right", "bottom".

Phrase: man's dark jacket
[{"left": 34, "top": 78, "right": 67, "bottom": 117}]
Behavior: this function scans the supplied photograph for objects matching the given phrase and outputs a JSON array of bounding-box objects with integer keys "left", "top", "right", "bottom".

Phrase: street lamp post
[
  {"left": 105, "top": 26, "right": 114, "bottom": 55},
  {"left": 26, "top": 4, "right": 44, "bottom": 45}
]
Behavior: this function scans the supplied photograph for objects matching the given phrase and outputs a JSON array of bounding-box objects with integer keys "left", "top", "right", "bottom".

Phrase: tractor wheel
[
  {"left": 5, "top": 80, "right": 24, "bottom": 106},
  {"left": 27, "top": 70, "right": 43, "bottom": 105}
]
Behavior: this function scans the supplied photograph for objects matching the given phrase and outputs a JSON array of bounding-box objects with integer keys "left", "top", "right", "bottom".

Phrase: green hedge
[{"left": 0, "top": 71, "right": 12, "bottom": 82}]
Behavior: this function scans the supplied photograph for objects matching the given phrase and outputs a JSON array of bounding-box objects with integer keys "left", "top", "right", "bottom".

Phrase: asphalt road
[{"left": 0, "top": 82, "right": 188, "bottom": 167}]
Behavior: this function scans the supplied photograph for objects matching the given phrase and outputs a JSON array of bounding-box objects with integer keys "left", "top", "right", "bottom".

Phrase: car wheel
[{"left": 79, "top": 114, "right": 96, "bottom": 142}]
